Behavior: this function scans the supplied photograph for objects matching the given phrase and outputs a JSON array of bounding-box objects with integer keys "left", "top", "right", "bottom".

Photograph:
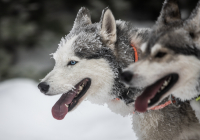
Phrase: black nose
[
  {"left": 38, "top": 82, "right": 49, "bottom": 94},
  {"left": 120, "top": 71, "right": 133, "bottom": 83}
]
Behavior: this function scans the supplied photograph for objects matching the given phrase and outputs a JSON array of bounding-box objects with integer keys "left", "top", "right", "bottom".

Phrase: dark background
[{"left": 0, "top": 0, "right": 198, "bottom": 81}]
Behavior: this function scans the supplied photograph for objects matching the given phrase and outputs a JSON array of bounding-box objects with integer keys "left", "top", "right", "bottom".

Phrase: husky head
[
  {"left": 38, "top": 7, "right": 148, "bottom": 119},
  {"left": 121, "top": 0, "right": 200, "bottom": 112}
]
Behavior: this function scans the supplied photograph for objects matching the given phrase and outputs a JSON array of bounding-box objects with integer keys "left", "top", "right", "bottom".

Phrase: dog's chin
[
  {"left": 51, "top": 78, "right": 91, "bottom": 120},
  {"left": 135, "top": 73, "right": 179, "bottom": 112}
]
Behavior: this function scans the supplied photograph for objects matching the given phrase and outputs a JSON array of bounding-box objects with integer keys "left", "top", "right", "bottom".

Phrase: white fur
[
  {"left": 107, "top": 100, "right": 134, "bottom": 117},
  {"left": 151, "top": 44, "right": 162, "bottom": 55},
  {"left": 116, "top": 20, "right": 126, "bottom": 30},
  {"left": 140, "top": 43, "right": 147, "bottom": 53}
]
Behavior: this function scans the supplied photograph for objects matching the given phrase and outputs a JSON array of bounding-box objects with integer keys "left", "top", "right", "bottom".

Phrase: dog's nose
[
  {"left": 38, "top": 82, "right": 49, "bottom": 94},
  {"left": 120, "top": 71, "right": 133, "bottom": 83}
]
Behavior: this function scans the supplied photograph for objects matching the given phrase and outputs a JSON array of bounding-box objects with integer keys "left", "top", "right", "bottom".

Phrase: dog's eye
[
  {"left": 154, "top": 52, "right": 167, "bottom": 58},
  {"left": 68, "top": 60, "right": 78, "bottom": 65}
]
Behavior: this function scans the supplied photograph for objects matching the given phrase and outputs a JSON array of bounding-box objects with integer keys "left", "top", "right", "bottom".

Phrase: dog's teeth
[
  {"left": 78, "top": 90, "right": 81, "bottom": 94},
  {"left": 81, "top": 83, "right": 85, "bottom": 87},
  {"left": 65, "top": 104, "right": 68, "bottom": 108},
  {"left": 79, "top": 86, "right": 83, "bottom": 91},
  {"left": 164, "top": 81, "right": 168, "bottom": 86},
  {"left": 148, "top": 100, "right": 151, "bottom": 103}
]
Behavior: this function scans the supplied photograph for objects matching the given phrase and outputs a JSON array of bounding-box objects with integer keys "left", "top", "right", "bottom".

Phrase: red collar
[
  {"left": 131, "top": 44, "right": 138, "bottom": 62},
  {"left": 113, "top": 44, "right": 138, "bottom": 102},
  {"left": 132, "top": 95, "right": 180, "bottom": 114},
  {"left": 114, "top": 97, "right": 174, "bottom": 114}
]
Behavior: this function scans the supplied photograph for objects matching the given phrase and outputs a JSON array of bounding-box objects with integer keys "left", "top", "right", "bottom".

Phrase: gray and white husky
[
  {"left": 122, "top": 0, "right": 200, "bottom": 131},
  {"left": 38, "top": 1, "right": 200, "bottom": 140},
  {"left": 38, "top": 7, "right": 147, "bottom": 119}
]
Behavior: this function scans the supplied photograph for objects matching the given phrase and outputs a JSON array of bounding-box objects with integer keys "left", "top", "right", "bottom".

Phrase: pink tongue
[
  {"left": 135, "top": 78, "right": 167, "bottom": 112},
  {"left": 52, "top": 91, "right": 77, "bottom": 120}
]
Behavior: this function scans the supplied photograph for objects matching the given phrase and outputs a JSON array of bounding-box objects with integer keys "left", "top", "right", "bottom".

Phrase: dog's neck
[{"left": 111, "top": 23, "right": 150, "bottom": 104}]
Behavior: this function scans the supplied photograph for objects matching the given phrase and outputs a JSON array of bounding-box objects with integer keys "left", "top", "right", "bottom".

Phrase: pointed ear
[
  {"left": 184, "top": 1, "right": 200, "bottom": 41},
  {"left": 184, "top": 1, "right": 200, "bottom": 28},
  {"left": 72, "top": 7, "right": 92, "bottom": 30},
  {"left": 100, "top": 8, "right": 117, "bottom": 50},
  {"left": 156, "top": 0, "right": 181, "bottom": 27}
]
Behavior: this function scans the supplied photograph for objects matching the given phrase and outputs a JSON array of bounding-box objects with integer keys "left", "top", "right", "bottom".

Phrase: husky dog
[
  {"left": 122, "top": 0, "right": 200, "bottom": 130},
  {"left": 38, "top": 1, "right": 200, "bottom": 140},
  {"left": 38, "top": 7, "right": 149, "bottom": 119}
]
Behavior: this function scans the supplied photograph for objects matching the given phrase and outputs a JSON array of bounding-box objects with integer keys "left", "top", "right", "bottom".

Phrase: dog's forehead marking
[
  {"left": 53, "top": 36, "right": 80, "bottom": 64},
  {"left": 151, "top": 44, "right": 162, "bottom": 55},
  {"left": 140, "top": 43, "right": 147, "bottom": 53}
]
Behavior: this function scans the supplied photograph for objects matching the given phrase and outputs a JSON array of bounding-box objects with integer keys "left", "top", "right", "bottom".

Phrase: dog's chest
[{"left": 131, "top": 105, "right": 200, "bottom": 140}]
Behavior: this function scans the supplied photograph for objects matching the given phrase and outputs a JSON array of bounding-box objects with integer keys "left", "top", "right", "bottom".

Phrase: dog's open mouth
[
  {"left": 135, "top": 74, "right": 178, "bottom": 112},
  {"left": 52, "top": 78, "right": 91, "bottom": 120}
]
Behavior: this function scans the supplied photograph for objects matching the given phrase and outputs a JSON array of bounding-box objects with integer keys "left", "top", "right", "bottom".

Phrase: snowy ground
[{"left": 0, "top": 79, "right": 137, "bottom": 140}]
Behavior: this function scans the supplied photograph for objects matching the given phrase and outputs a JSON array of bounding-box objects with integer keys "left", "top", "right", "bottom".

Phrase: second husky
[{"left": 122, "top": 0, "right": 200, "bottom": 134}]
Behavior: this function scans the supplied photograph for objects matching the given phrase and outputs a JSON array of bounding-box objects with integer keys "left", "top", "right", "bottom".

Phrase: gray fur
[
  {"left": 145, "top": 0, "right": 183, "bottom": 55},
  {"left": 133, "top": 101, "right": 200, "bottom": 140},
  {"left": 72, "top": 7, "right": 92, "bottom": 30},
  {"left": 145, "top": 0, "right": 200, "bottom": 56},
  {"left": 155, "top": 0, "right": 182, "bottom": 30}
]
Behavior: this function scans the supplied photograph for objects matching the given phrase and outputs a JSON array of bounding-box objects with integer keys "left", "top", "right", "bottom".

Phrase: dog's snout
[
  {"left": 38, "top": 82, "right": 49, "bottom": 94},
  {"left": 120, "top": 71, "right": 133, "bottom": 83}
]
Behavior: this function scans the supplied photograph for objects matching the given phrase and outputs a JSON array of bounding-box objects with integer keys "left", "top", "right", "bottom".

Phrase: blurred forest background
[{"left": 0, "top": 0, "right": 199, "bottom": 82}]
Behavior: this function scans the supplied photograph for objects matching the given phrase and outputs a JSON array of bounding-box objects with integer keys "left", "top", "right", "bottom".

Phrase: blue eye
[{"left": 68, "top": 60, "right": 77, "bottom": 65}]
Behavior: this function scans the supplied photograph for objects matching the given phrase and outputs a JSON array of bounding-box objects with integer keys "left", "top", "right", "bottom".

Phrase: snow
[{"left": 0, "top": 79, "right": 137, "bottom": 140}]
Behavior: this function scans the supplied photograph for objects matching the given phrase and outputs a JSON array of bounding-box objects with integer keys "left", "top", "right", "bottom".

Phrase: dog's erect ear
[
  {"left": 156, "top": 0, "right": 181, "bottom": 27},
  {"left": 183, "top": 1, "right": 200, "bottom": 43},
  {"left": 186, "top": 0, "right": 200, "bottom": 25},
  {"left": 184, "top": 1, "right": 200, "bottom": 31},
  {"left": 100, "top": 7, "right": 117, "bottom": 50},
  {"left": 72, "top": 7, "right": 92, "bottom": 30}
]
